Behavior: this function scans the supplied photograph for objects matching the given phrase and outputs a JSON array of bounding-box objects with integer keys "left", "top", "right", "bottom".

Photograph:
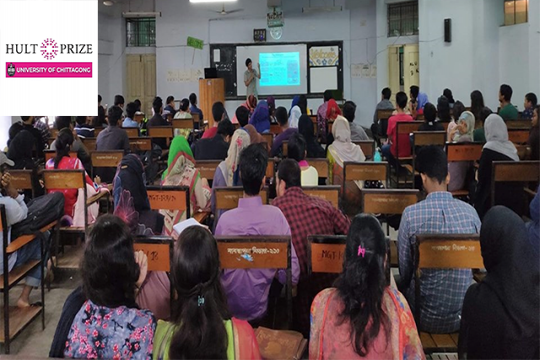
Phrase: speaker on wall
[{"left": 444, "top": 18, "right": 452, "bottom": 43}]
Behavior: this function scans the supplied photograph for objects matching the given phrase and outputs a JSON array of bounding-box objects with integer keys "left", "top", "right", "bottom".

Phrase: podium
[{"left": 199, "top": 78, "right": 225, "bottom": 129}]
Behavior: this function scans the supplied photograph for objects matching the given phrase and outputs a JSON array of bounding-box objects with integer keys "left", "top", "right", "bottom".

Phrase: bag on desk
[{"left": 11, "top": 192, "right": 65, "bottom": 238}]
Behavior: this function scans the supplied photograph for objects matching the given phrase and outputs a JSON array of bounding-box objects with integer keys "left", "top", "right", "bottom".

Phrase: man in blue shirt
[
  {"left": 398, "top": 145, "right": 481, "bottom": 334},
  {"left": 122, "top": 102, "right": 139, "bottom": 128},
  {"left": 189, "top": 93, "right": 204, "bottom": 121}
]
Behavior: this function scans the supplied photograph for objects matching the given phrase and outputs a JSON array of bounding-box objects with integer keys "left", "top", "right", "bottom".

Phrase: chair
[
  {"left": 376, "top": 109, "right": 394, "bottom": 139},
  {"left": 491, "top": 161, "right": 540, "bottom": 208},
  {"left": 214, "top": 187, "right": 268, "bottom": 226},
  {"left": 121, "top": 127, "right": 140, "bottom": 138},
  {"left": 308, "top": 158, "right": 330, "bottom": 183},
  {"left": 342, "top": 161, "right": 388, "bottom": 195},
  {"left": 146, "top": 186, "right": 191, "bottom": 219},
  {"left": 215, "top": 235, "right": 293, "bottom": 328},
  {"left": 94, "top": 127, "right": 104, "bottom": 137},
  {"left": 172, "top": 119, "right": 193, "bottom": 131},
  {"left": 352, "top": 140, "right": 375, "bottom": 160},
  {"left": 81, "top": 137, "right": 97, "bottom": 151},
  {"left": 302, "top": 186, "right": 340, "bottom": 210},
  {"left": 195, "top": 160, "right": 221, "bottom": 181},
  {"left": 507, "top": 128, "right": 530, "bottom": 144},
  {"left": 307, "top": 235, "right": 346, "bottom": 274},
  {"left": 261, "top": 133, "right": 274, "bottom": 153},
  {"left": 414, "top": 233, "right": 483, "bottom": 353},
  {"left": 446, "top": 143, "right": 483, "bottom": 198},
  {"left": 270, "top": 124, "right": 282, "bottom": 135},
  {"left": 44, "top": 150, "right": 77, "bottom": 164},
  {"left": 129, "top": 137, "right": 153, "bottom": 152},
  {"left": 361, "top": 188, "right": 419, "bottom": 266},
  {"left": 395, "top": 121, "right": 422, "bottom": 186},
  {"left": 9, "top": 170, "right": 34, "bottom": 198},
  {"left": 148, "top": 127, "right": 174, "bottom": 148},
  {"left": 90, "top": 151, "right": 124, "bottom": 179}
]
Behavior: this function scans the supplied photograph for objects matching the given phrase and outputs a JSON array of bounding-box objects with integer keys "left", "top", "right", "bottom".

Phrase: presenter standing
[{"left": 244, "top": 58, "right": 261, "bottom": 99}]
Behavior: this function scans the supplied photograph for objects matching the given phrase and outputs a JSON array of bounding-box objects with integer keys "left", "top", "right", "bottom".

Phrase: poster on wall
[{"left": 309, "top": 46, "right": 339, "bottom": 67}]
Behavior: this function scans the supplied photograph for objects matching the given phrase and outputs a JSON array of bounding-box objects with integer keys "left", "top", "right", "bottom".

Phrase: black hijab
[
  {"left": 299, "top": 114, "right": 325, "bottom": 158},
  {"left": 7, "top": 129, "right": 35, "bottom": 169},
  {"left": 114, "top": 154, "right": 151, "bottom": 212}
]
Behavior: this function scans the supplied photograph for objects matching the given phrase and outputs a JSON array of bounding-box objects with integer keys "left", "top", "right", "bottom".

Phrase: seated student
[
  {"left": 50, "top": 215, "right": 156, "bottom": 359},
  {"left": 96, "top": 106, "right": 130, "bottom": 183},
  {"left": 0, "top": 154, "right": 47, "bottom": 308},
  {"left": 92, "top": 94, "right": 107, "bottom": 127},
  {"left": 288, "top": 95, "right": 307, "bottom": 128},
  {"left": 33, "top": 116, "right": 50, "bottom": 144},
  {"left": 51, "top": 116, "right": 92, "bottom": 175},
  {"left": 192, "top": 119, "right": 235, "bottom": 161},
  {"left": 473, "top": 106, "right": 492, "bottom": 143},
  {"left": 7, "top": 122, "right": 24, "bottom": 150},
  {"left": 409, "top": 85, "right": 428, "bottom": 118},
  {"left": 271, "top": 106, "right": 298, "bottom": 157},
  {"left": 443, "top": 88, "right": 456, "bottom": 108},
  {"left": 232, "top": 95, "right": 257, "bottom": 125},
  {"left": 298, "top": 114, "right": 325, "bottom": 159},
  {"left": 287, "top": 133, "right": 318, "bottom": 186},
  {"left": 418, "top": 102, "right": 444, "bottom": 131},
  {"left": 235, "top": 106, "right": 250, "bottom": 128},
  {"left": 342, "top": 100, "right": 369, "bottom": 141},
  {"left": 173, "top": 98, "right": 192, "bottom": 120},
  {"left": 317, "top": 90, "right": 333, "bottom": 142},
  {"left": 474, "top": 114, "right": 521, "bottom": 220},
  {"left": 446, "top": 100, "right": 465, "bottom": 142},
  {"left": 164, "top": 95, "right": 177, "bottom": 118},
  {"left": 8, "top": 129, "right": 43, "bottom": 200},
  {"left": 148, "top": 97, "right": 171, "bottom": 150},
  {"left": 74, "top": 116, "right": 95, "bottom": 138},
  {"left": 372, "top": 87, "right": 395, "bottom": 126},
  {"left": 122, "top": 102, "right": 139, "bottom": 128},
  {"left": 114, "top": 94, "right": 125, "bottom": 109},
  {"left": 310, "top": 214, "right": 423, "bottom": 359},
  {"left": 398, "top": 145, "right": 481, "bottom": 333},
  {"left": 273, "top": 159, "right": 350, "bottom": 337},
  {"left": 528, "top": 105, "right": 539, "bottom": 160},
  {"left": 498, "top": 84, "right": 519, "bottom": 121},
  {"left": 449, "top": 110, "right": 475, "bottom": 143},
  {"left": 153, "top": 226, "right": 261, "bottom": 360},
  {"left": 20, "top": 116, "right": 45, "bottom": 159},
  {"left": 215, "top": 144, "right": 300, "bottom": 322},
  {"left": 522, "top": 92, "right": 537, "bottom": 120},
  {"left": 381, "top": 91, "right": 413, "bottom": 170},
  {"left": 459, "top": 206, "right": 540, "bottom": 359},
  {"left": 448, "top": 111, "right": 476, "bottom": 193},
  {"left": 202, "top": 101, "right": 226, "bottom": 139},
  {"left": 248, "top": 100, "right": 270, "bottom": 134},
  {"left": 325, "top": 99, "right": 342, "bottom": 145},
  {"left": 470, "top": 90, "right": 485, "bottom": 125},
  {"left": 189, "top": 92, "right": 203, "bottom": 122}
]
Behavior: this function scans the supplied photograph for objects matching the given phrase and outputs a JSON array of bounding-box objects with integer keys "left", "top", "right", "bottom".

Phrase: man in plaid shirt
[
  {"left": 398, "top": 146, "right": 481, "bottom": 333},
  {"left": 272, "top": 159, "right": 350, "bottom": 337}
]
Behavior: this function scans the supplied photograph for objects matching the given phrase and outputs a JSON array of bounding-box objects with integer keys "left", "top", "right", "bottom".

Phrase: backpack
[{"left": 11, "top": 192, "right": 65, "bottom": 239}]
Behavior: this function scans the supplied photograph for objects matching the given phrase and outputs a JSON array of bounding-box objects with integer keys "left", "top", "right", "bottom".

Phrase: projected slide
[{"left": 259, "top": 52, "right": 300, "bottom": 87}]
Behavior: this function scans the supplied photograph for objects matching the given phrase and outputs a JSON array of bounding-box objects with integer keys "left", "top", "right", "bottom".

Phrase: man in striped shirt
[{"left": 398, "top": 145, "right": 481, "bottom": 333}]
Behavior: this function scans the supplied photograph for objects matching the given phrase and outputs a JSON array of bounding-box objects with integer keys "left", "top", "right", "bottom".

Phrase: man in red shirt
[
  {"left": 382, "top": 91, "right": 413, "bottom": 169},
  {"left": 272, "top": 159, "right": 350, "bottom": 337},
  {"left": 201, "top": 101, "right": 227, "bottom": 139}
]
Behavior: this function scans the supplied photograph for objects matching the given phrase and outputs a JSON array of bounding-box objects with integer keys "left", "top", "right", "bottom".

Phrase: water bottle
[{"left": 373, "top": 148, "right": 382, "bottom": 162}]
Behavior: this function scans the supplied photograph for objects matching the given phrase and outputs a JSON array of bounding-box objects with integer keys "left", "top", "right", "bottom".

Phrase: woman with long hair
[
  {"left": 470, "top": 90, "right": 485, "bottom": 128},
  {"left": 51, "top": 215, "right": 155, "bottom": 359},
  {"left": 310, "top": 214, "right": 423, "bottom": 359},
  {"left": 153, "top": 226, "right": 261, "bottom": 359},
  {"left": 161, "top": 136, "right": 210, "bottom": 236},
  {"left": 299, "top": 114, "right": 325, "bottom": 158}
]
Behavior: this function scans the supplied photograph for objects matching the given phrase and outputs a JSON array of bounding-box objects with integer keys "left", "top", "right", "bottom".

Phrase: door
[
  {"left": 126, "top": 54, "right": 156, "bottom": 115},
  {"left": 388, "top": 45, "right": 400, "bottom": 103},
  {"left": 403, "top": 44, "right": 419, "bottom": 94}
]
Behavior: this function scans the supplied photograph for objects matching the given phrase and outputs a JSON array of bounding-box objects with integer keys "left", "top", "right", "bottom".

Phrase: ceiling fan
[{"left": 210, "top": 3, "right": 243, "bottom": 15}]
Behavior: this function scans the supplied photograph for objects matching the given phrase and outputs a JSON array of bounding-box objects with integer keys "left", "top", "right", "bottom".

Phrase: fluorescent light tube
[{"left": 190, "top": 0, "right": 236, "bottom": 3}]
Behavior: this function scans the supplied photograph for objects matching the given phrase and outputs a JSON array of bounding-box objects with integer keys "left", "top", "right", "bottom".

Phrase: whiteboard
[{"left": 310, "top": 67, "right": 338, "bottom": 93}]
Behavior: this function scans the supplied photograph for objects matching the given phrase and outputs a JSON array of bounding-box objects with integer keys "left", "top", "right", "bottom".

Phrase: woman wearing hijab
[
  {"left": 231, "top": 95, "right": 257, "bottom": 125},
  {"left": 299, "top": 115, "right": 325, "bottom": 158},
  {"left": 328, "top": 116, "right": 366, "bottom": 215},
  {"left": 161, "top": 136, "right": 210, "bottom": 236},
  {"left": 289, "top": 95, "right": 308, "bottom": 128},
  {"left": 458, "top": 206, "right": 539, "bottom": 359},
  {"left": 448, "top": 111, "right": 476, "bottom": 194},
  {"left": 248, "top": 100, "right": 270, "bottom": 133},
  {"left": 474, "top": 114, "right": 521, "bottom": 219},
  {"left": 324, "top": 99, "right": 342, "bottom": 144},
  {"left": 243, "top": 124, "right": 265, "bottom": 146}
]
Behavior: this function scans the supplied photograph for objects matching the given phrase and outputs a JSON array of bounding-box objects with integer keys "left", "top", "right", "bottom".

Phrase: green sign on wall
[{"left": 187, "top": 36, "right": 204, "bottom": 50}]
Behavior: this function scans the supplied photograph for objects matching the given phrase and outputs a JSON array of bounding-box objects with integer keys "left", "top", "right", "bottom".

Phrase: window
[
  {"left": 504, "top": 0, "right": 528, "bottom": 26},
  {"left": 126, "top": 18, "right": 156, "bottom": 47},
  {"left": 388, "top": 1, "right": 418, "bottom": 37}
]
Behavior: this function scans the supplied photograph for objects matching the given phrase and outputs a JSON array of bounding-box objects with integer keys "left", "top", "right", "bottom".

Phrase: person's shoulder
[{"left": 313, "top": 288, "right": 337, "bottom": 309}]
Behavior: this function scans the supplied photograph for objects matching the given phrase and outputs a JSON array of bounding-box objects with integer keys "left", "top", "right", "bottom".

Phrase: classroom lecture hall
[{"left": 0, "top": 0, "right": 539, "bottom": 359}]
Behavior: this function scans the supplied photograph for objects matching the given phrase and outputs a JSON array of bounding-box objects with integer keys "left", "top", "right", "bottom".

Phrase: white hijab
[
  {"left": 329, "top": 116, "right": 366, "bottom": 166},
  {"left": 483, "top": 114, "right": 519, "bottom": 161},
  {"left": 288, "top": 106, "right": 302, "bottom": 128}
]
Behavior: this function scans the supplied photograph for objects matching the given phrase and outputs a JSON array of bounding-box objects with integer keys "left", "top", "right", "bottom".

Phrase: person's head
[
  {"left": 275, "top": 106, "right": 288, "bottom": 127},
  {"left": 55, "top": 116, "right": 72, "bottom": 130},
  {"left": 212, "top": 101, "right": 226, "bottom": 123},
  {"left": 381, "top": 87, "right": 391, "bottom": 101},
  {"left": 298, "top": 95, "right": 308, "bottom": 114},
  {"left": 8, "top": 123, "right": 24, "bottom": 144},
  {"left": 53, "top": 128, "right": 74, "bottom": 169},
  {"left": 484, "top": 114, "right": 510, "bottom": 143},
  {"left": 416, "top": 145, "right": 449, "bottom": 193},
  {"left": 98, "top": 94, "right": 102, "bottom": 105},
  {"left": 169, "top": 226, "right": 229, "bottom": 359},
  {"left": 114, "top": 94, "right": 125, "bottom": 108},
  {"left": 0, "top": 152, "right": 14, "bottom": 175},
  {"left": 166, "top": 95, "right": 175, "bottom": 106},
  {"left": 126, "top": 102, "right": 137, "bottom": 119},
  {"left": 21, "top": 116, "right": 34, "bottom": 125},
  {"left": 245, "top": 58, "right": 252, "bottom": 70},
  {"left": 239, "top": 143, "right": 268, "bottom": 196},
  {"left": 443, "top": 88, "right": 455, "bottom": 103},
  {"left": 396, "top": 91, "right": 408, "bottom": 110},
  {"left": 246, "top": 95, "right": 258, "bottom": 110},
  {"left": 82, "top": 215, "right": 139, "bottom": 308},
  {"left": 436, "top": 96, "right": 450, "bottom": 122},
  {"left": 452, "top": 100, "right": 465, "bottom": 122},
  {"left": 479, "top": 106, "right": 493, "bottom": 125},
  {"left": 499, "top": 84, "right": 513, "bottom": 103},
  {"left": 298, "top": 114, "right": 315, "bottom": 142},
  {"left": 162, "top": 110, "right": 172, "bottom": 121},
  {"left": 342, "top": 101, "right": 356, "bottom": 123},
  {"left": 235, "top": 106, "right": 250, "bottom": 127},
  {"left": 134, "top": 99, "right": 142, "bottom": 111},
  {"left": 533, "top": 105, "right": 539, "bottom": 127},
  {"left": 332, "top": 116, "right": 352, "bottom": 143},
  {"left": 423, "top": 102, "right": 437, "bottom": 123},
  {"left": 470, "top": 90, "right": 485, "bottom": 112},
  {"left": 180, "top": 98, "right": 190, "bottom": 112},
  {"left": 323, "top": 89, "right": 334, "bottom": 103},
  {"left": 75, "top": 116, "right": 86, "bottom": 126},
  {"left": 524, "top": 92, "right": 537, "bottom": 110},
  {"left": 107, "top": 105, "right": 123, "bottom": 127},
  {"left": 287, "top": 133, "right": 307, "bottom": 162},
  {"left": 326, "top": 99, "right": 342, "bottom": 120},
  {"left": 410, "top": 85, "right": 419, "bottom": 100},
  {"left": 276, "top": 159, "right": 301, "bottom": 197},
  {"left": 152, "top": 97, "right": 163, "bottom": 115},
  {"left": 189, "top": 93, "right": 197, "bottom": 106},
  {"left": 217, "top": 119, "right": 235, "bottom": 142},
  {"left": 457, "top": 111, "right": 475, "bottom": 138},
  {"left": 335, "top": 213, "right": 388, "bottom": 357}
]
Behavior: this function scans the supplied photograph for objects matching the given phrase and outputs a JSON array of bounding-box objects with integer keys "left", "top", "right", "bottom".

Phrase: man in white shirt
[{"left": 0, "top": 153, "right": 44, "bottom": 308}]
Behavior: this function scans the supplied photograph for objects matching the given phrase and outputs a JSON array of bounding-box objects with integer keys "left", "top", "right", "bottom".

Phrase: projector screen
[{"left": 237, "top": 44, "right": 307, "bottom": 97}]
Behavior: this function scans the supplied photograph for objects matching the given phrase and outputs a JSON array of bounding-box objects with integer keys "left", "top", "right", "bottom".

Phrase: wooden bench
[
  {"left": 491, "top": 160, "right": 540, "bottom": 208},
  {"left": 376, "top": 109, "right": 394, "bottom": 138},
  {"left": 44, "top": 150, "right": 77, "bottom": 164},
  {"left": 146, "top": 186, "right": 191, "bottom": 219},
  {"left": 505, "top": 119, "right": 531, "bottom": 129},
  {"left": 148, "top": 126, "right": 174, "bottom": 147},
  {"left": 216, "top": 235, "right": 293, "bottom": 328},
  {"left": 195, "top": 160, "right": 221, "bottom": 181},
  {"left": 8, "top": 170, "right": 34, "bottom": 198},
  {"left": 414, "top": 234, "right": 483, "bottom": 354},
  {"left": 94, "top": 127, "right": 104, "bottom": 137},
  {"left": 307, "top": 235, "right": 346, "bottom": 274},
  {"left": 270, "top": 124, "right": 282, "bottom": 135},
  {"left": 446, "top": 142, "right": 483, "bottom": 198},
  {"left": 172, "top": 118, "right": 193, "bottom": 131},
  {"left": 214, "top": 187, "right": 268, "bottom": 226},
  {"left": 81, "top": 137, "right": 97, "bottom": 151},
  {"left": 353, "top": 140, "right": 375, "bottom": 160},
  {"left": 303, "top": 185, "right": 340, "bottom": 209},
  {"left": 507, "top": 128, "right": 530, "bottom": 144},
  {"left": 261, "top": 133, "right": 274, "bottom": 153},
  {"left": 343, "top": 161, "right": 388, "bottom": 191},
  {"left": 129, "top": 137, "right": 152, "bottom": 152},
  {"left": 395, "top": 121, "right": 423, "bottom": 186},
  {"left": 90, "top": 151, "right": 123, "bottom": 179},
  {"left": 121, "top": 127, "right": 140, "bottom": 138}
]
